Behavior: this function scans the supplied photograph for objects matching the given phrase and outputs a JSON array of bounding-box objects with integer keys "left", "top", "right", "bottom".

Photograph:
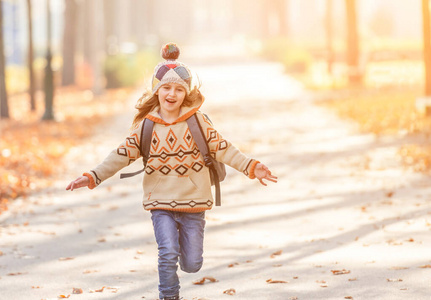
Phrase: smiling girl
[{"left": 66, "top": 43, "right": 277, "bottom": 300}]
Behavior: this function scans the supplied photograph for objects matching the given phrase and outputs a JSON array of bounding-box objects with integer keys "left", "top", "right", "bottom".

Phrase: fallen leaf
[
  {"left": 32, "top": 286, "right": 42, "bottom": 289},
  {"left": 245, "top": 260, "right": 253, "bottom": 263},
  {"left": 72, "top": 288, "right": 83, "bottom": 294},
  {"left": 193, "top": 277, "right": 218, "bottom": 285},
  {"left": 7, "top": 272, "right": 27, "bottom": 276},
  {"left": 58, "top": 257, "right": 74, "bottom": 261},
  {"left": 293, "top": 276, "right": 299, "bottom": 279},
  {"left": 106, "top": 287, "right": 119, "bottom": 293},
  {"left": 345, "top": 297, "right": 353, "bottom": 299},
  {"left": 331, "top": 269, "right": 351, "bottom": 275},
  {"left": 316, "top": 280, "right": 326, "bottom": 284},
  {"left": 223, "top": 288, "right": 236, "bottom": 295},
  {"left": 58, "top": 295, "right": 70, "bottom": 298},
  {"left": 98, "top": 238, "right": 106, "bottom": 243},
  {"left": 83, "top": 270, "right": 99, "bottom": 274},
  {"left": 270, "top": 250, "right": 283, "bottom": 258},
  {"left": 348, "top": 278, "right": 357, "bottom": 281},
  {"left": 266, "top": 279, "right": 288, "bottom": 284},
  {"left": 387, "top": 278, "right": 403, "bottom": 282},
  {"left": 289, "top": 297, "right": 298, "bottom": 300},
  {"left": 386, "top": 191, "right": 394, "bottom": 197},
  {"left": 89, "top": 286, "right": 105, "bottom": 293},
  {"left": 406, "top": 238, "right": 414, "bottom": 242},
  {"left": 228, "top": 262, "right": 239, "bottom": 268},
  {"left": 273, "top": 264, "right": 283, "bottom": 267},
  {"left": 390, "top": 266, "right": 409, "bottom": 270},
  {"left": 418, "top": 265, "right": 431, "bottom": 268},
  {"left": 320, "top": 284, "right": 328, "bottom": 288}
]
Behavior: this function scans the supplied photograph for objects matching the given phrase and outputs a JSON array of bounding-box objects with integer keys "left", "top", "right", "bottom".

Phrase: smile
[{"left": 166, "top": 99, "right": 176, "bottom": 104}]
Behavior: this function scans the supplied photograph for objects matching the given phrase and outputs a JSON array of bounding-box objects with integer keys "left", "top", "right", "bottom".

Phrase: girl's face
[{"left": 157, "top": 83, "right": 186, "bottom": 117}]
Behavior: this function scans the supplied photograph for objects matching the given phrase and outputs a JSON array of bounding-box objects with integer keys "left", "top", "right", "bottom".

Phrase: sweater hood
[{"left": 145, "top": 93, "right": 205, "bottom": 125}]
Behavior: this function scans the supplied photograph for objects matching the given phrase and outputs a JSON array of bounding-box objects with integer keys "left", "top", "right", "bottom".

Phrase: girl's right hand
[{"left": 66, "top": 176, "right": 90, "bottom": 191}]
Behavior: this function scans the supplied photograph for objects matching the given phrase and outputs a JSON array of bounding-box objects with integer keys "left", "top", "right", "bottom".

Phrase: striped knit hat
[{"left": 152, "top": 43, "right": 192, "bottom": 95}]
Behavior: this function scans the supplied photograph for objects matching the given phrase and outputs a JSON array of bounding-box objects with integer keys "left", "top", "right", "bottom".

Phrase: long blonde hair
[{"left": 132, "top": 86, "right": 204, "bottom": 128}]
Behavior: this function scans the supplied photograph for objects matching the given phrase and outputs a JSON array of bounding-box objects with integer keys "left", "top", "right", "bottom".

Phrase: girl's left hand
[{"left": 254, "top": 163, "right": 278, "bottom": 186}]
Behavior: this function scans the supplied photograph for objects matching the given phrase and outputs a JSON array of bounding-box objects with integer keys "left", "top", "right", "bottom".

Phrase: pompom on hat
[{"left": 152, "top": 43, "right": 192, "bottom": 95}]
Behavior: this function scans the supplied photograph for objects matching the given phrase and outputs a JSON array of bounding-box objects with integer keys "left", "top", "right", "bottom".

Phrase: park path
[{"left": 1, "top": 52, "right": 431, "bottom": 300}]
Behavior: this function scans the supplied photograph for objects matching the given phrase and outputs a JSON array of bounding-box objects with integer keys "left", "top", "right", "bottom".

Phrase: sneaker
[{"left": 163, "top": 296, "right": 180, "bottom": 300}]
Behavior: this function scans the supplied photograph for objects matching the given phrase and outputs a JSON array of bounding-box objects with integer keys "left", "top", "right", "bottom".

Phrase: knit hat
[{"left": 152, "top": 43, "right": 192, "bottom": 95}]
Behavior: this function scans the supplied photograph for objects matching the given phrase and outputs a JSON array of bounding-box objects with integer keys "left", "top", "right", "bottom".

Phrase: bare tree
[
  {"left": 345, "top": 0, "right": 361, "bottom": 84},
  {"left": 42, "top": 0, "right": 55, "bottom": 120},
  {"left": 26, "top": 0, "right": 35, "bottom": 111},
  {"left": 0, "top": 0, "right": 9, "bottom": 119},
  {"left": 62, "top": 0, "right": 77, "bottom": 86},
  {"left": 423, "top": 0, "right": 431, "bottom": 96}
]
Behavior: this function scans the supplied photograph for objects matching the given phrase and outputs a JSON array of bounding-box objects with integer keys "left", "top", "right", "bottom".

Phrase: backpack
[{"left": 120, "top": 113, "right": 226, "bottom": 206}]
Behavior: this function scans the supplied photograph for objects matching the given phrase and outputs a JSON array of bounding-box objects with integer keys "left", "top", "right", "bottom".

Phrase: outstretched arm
[
  {"left": 66, "top": 176, "right": 90, "bottom": 191},
  {"left": 253, "top": 163, "right": 278, "bottom": 186}
]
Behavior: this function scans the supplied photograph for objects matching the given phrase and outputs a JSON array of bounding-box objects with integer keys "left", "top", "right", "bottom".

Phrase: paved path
[{"left": 1, "top": 58, "right": 431, "bottom": 300}]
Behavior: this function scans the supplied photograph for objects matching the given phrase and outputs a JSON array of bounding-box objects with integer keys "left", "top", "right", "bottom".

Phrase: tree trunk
[
  {"left": 42, "top": 0, "right": 55, "bottom": 121},
  {"left": 0, "top": 0, "right": 9, "bottom": 119},
  {"left": 27, "top": 0, "right": 35, "bottom": 111},
  {"left": 275, "top": 0, "right": 288, "bottom": 36},
  {"left": 62, "top": 0, "right": 77, "bottom": 86},
  {"left": 423, "top": 0, "right": 431, "bottom": 96},
  {"left": 345, "top": 0, "right": 361, "bottom": 84},
  {"left": 326, "top": 0, "right": 334, "bottom": 75},
  {"left": 83, "top": 0, "right": 104, "bottom": 95}
]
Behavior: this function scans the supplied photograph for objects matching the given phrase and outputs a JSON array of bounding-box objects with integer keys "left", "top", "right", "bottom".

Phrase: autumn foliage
[
  {"left": 0, "top": 87, "right": 133, "bottom": 214},
  {"left": 320, "top": 88, "right": 431, "bottom": 173}
]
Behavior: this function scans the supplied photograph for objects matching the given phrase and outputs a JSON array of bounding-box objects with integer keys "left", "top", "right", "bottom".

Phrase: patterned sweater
[{"left": 84, "top": 98, "right": 258, "bottom": 213}]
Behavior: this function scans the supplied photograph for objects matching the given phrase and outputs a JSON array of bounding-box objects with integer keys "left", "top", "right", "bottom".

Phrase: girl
[{"left": 66, "top": 43, "right": 277, "bottom": 300}]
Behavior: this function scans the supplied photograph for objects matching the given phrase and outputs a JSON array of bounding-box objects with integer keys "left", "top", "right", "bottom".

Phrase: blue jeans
[{"left": 151, "top": 210, "right": 206, "bottom": 299}]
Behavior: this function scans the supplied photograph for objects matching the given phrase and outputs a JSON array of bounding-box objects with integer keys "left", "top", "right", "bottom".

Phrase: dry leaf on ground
[
  {"left": 58, "top": 295, "right": 70, "bottom": 298},
  {"left": 192, "top": 277, "right": 218, "bottom": 285},
  {"left": 83, "top": 270, "right": 99, "bottom": 274},
  {"left": 270, "top": 250, "right": 283, "bottom": 258},
  {"left": 387, "top": 278, "right": 403, "bottom": 282},
  {"left": 72, "top": 288, "right": 83, "bottom": 294},
  {"left": 331, "top": 269, "right": 351, "bottom": 275},
  {"left": 223, "top": 288, "right": 236, "bottom": 295},
  {"left": 7, "top": 272, "right": 27, "bottom": 276},
  {"left": 266, "top": 278, "right": 288, "bottom": 284},
  {"left": 89, "top": 286, "right": 105, "bottom": 293},
  {"left": 419, "top": 264, "right": 431, "bottom": 268},
  {"left": 58, "top": 257, "right": 74, "bottom": 261}
]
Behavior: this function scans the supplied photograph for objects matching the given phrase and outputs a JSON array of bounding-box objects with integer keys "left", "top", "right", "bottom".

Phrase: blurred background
[{"left": 1, "top": 0, "right": 431, "bottom": 210}]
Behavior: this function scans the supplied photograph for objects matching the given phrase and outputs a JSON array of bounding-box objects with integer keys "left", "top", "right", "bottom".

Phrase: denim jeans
[{"left": 151, "top": 209, "right": 206, "bottom": 299}]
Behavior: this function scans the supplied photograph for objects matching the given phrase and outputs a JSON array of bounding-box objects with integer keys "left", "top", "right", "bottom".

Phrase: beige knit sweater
[{"left": 84, "top": 96, "right": 258, "bottom": 212}]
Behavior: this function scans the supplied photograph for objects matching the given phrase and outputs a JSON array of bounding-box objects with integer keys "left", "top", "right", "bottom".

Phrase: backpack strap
[
  {"left": 120, "top": 118, "right": 154, "bottom": 179},
  {"left": 140, "top": 118, "right": 154, "bottom": 167},
  {"left": 186, "top": 114, "right": 221, "bottom": 206}
]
